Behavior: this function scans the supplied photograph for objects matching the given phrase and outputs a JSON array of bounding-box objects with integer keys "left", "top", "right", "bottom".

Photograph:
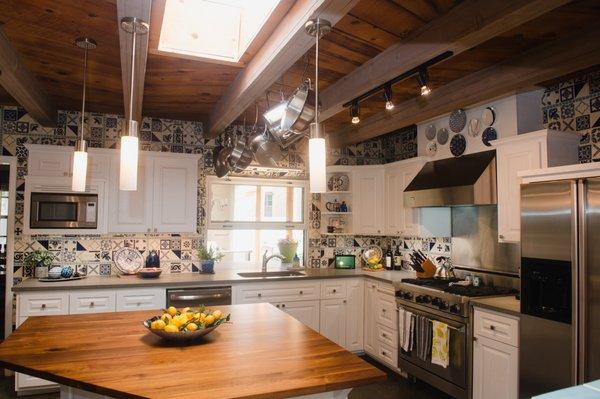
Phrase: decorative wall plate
[
  {"left": 436, "top": 128, "right": 449, "bottom": 145},
  {"left": 425, "top": 124, "right": 437, "bottom": 140},
  {"left": 482, "top": 127, "right": 498, "bottom": 147},
  {"left": 468, "top": 118, "right": 481, "bottom": 137},
  {"left": 327, "top": 174, "right": 349, "bottom": 191},
  {"left": 449, "top": 109, "right": 467, "bottom": 133},
  {"left": 482, "top": 107, "right": 496, "bottom": 126},
  {"left": 426, "top": 141, "right": 437, "bottom": 157},
  {"left": 114, "top": 248, "right": 144, "bottom": 275},
  {"left": 450, "top": 134, "right": 467, "bottom": 157}
]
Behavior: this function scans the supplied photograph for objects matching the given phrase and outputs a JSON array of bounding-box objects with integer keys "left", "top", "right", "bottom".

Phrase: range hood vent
[{"left": 404, "top": 150, "right": 497, "bottom": 207}]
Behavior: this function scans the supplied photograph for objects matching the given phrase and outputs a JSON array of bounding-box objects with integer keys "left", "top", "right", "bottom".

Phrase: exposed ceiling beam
[
  {"left": 205, "top": 0, "right": 359, "bottom": 138},
  {"left": 318, "top": 0, "right": 572, "bottom": 122},
  {"left": 0, "top": 28, "right": 56, "bottom": 126},
  {"left": 117, "top": 0, "right": 151, "bottom": 122},
  {"left": 330, "top": 24, "right": 600, "bottom": 147}
]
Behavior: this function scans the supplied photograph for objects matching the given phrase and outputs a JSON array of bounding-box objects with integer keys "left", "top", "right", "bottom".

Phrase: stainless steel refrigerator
[{"left": 520, "top": 178, "right": 600, "bottom": 398}]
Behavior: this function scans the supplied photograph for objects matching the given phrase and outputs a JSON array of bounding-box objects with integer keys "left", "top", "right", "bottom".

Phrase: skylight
[{"left": 158, "top": 0, "right": 282, "bottom": 64}]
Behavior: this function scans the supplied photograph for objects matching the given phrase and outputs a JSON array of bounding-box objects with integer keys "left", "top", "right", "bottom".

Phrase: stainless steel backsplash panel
[{"left": 451, "top": 205, "right": 520, "bottom": 275}]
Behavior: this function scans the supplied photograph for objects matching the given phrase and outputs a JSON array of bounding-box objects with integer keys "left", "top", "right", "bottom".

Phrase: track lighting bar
[{"left": 342, "top": 51, "right": 452, "bottom": 108}]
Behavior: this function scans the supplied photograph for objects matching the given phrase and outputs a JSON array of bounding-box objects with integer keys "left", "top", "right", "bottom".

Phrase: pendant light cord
[
  {"left": 80, "top": 46, "right": 88, "bottom": 141},
  {"left": 128, "top": 29, "right": 136, "bottom": 125},
  {"left": 314, "top": 23, "right": 319, "bottom": 126}
]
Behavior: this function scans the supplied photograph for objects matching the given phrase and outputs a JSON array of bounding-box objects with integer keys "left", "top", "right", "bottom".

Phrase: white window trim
[{"left": 206, "top": 176, "right": 308, "bottom": 231}]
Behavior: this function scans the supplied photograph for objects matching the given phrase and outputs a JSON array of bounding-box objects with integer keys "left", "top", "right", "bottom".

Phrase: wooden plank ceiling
[{"left": 0, "top": 0, "right": 598, "bottom": 140}]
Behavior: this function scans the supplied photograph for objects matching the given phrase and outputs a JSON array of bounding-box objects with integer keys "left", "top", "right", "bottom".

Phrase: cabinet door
[
  {"left": 280, "top": 300, "right": 320, "bottom": 331},
  {"left": 473, "top": 335, "right": 518, "bottom": 399},
  {"left": 319, "top": 299, "right": 345, "bottom": 347},
  {"left": 496, "top": 140, "right": 542, "bottom": 242},
  {"left": 107, "top": 154, "right": 153, "bottom": 233},
  {"left": 69, "top": 290, "right": 116, "bottom": 314},
  {"left": 345, "top": 279, "right": 364, "bottom": 352},
  {"left": 116, "top": 288, "right": 166, "bottom": 311},
  {"left": 152, "top": 156, "right": 198, "bottom": 233},
  {"left": 363, "top": 281, "right": 378, "bottom": 355},
  {"left": 354, "top": 169, "right": 384, "bottom": 235},
  {"left": 27, "top": 149, "right": 72, "bottom": 177},
  {"left": 385, "top": 162, "right": 421, "bottom": 236}
]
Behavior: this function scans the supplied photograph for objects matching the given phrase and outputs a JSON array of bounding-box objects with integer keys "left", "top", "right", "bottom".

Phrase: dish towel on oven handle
[
  {"left": 398, "top": 307, "right": 415, "bottom": 352},
  {"left": 416, "top": 315, "right": 432, "bottom": 361},
  {"left": 431, "top": 320, "right": 450, "bottom": 368}
]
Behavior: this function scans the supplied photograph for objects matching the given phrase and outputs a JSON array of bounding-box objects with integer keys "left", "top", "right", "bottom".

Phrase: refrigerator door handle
[{"left": 577, "top": 179, "right": 586, "bottom": 384}]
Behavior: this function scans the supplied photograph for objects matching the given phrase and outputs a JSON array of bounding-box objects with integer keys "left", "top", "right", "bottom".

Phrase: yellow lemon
[
  {"left": 192, "top": 312, "right": 201, "bottom": 320},
  {"left": 167, "top": 306, "right": 178, "bottom": 317},
  {"left": 151, "top": 320, "right": 166, "bottom": 330},
  {"left": 186, "top": 312, "right": 195, "bottom": 321},
  {"left": 164, "top": 324, "right": 179, "bottom": 333},
  {"left": 199, "top": 313, "right": 206, "bottom": 321},
  {"left": 204, "top": 314, "right": 215, "bottom": 326},
  {"left": 181, "top": 307, "right": 190, "bottom": 314},
  {"left": 212, "top": 310, "right": 222, "bottom": 320},
  {"left": 170, "top": 315, "right": 185, "bottom": 328},
  {"left": 185, "top": 323, "right": 198, "bottom": 332},
  {"left": 161, "top": 313, "right": 172, "bottom": 322}
]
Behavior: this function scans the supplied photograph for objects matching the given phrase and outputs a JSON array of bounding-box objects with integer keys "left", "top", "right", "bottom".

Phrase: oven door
[
  {"left": 30, "top": 193, "right": 98, "bottom": 229},
  {"left": 397, "top": 302, "right": 467, "bottom": 390}
]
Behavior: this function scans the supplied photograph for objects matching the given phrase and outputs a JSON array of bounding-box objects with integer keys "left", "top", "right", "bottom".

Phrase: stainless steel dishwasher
[{"left": 167, "top": 287, "right": 232, "bottom": 307}]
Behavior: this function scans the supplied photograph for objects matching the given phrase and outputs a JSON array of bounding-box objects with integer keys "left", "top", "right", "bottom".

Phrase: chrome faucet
[{"left": 262, "top": 250, "right": 285, "bottom": 273}]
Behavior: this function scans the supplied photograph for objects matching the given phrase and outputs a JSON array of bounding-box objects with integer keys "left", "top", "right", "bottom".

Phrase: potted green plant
[
  {"left": 197, "top": 245, "right": 223, "bottom": 274},
  {"left": 277, "top": 238, "right": 298, "bottom": 263},
  {"left": 24, "top": 250, "right": 55, "bottom": 279}
]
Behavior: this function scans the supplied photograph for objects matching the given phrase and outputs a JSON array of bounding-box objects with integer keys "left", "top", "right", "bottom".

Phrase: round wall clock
[
  {"left": 450, "top": 134, "right": 467, "bottom": 157},
  {"left": 113, "top": 248, "right": 144, "bottom": 275}
]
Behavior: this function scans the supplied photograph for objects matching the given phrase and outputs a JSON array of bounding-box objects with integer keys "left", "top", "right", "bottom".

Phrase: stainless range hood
[{"left": 404, "top": 150, "right": 497, "bottom": 207}]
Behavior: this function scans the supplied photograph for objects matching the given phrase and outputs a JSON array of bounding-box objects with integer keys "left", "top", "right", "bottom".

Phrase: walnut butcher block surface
[{"left": 0, "top": 303, "right": 386, "bottom": 399}]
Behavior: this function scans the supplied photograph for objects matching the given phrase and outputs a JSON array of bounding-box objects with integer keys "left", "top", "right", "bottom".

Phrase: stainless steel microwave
[{"left": 29, "top": 192, "right": 98, "bottom": 229}]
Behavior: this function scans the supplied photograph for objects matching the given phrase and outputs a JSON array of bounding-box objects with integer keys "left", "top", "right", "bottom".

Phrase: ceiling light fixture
[
  {"left": 305, "top": 18, "right": 331, "bottom": 194},
  {"left": 350, "top": 101, "right": 360, "bottom": 124},
  {"left": 417, "top": 69, "right": 431, "bottom": 96},
  {"left": 72, "top": 37, "right": 97, "bottom": 192},
  {"left": 383, "top": 84, "right": 394, "bottom": 110},
  {"left": 119, "top": 17, "right": 149, "bottom": 191}
]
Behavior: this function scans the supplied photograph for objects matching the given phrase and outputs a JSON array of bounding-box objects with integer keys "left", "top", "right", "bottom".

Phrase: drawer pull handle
[
  {"left": 299, "top": 291, "right": 303, "bottom": 295},
  {"left": 258, "top": 293, "right": 262, "bottom": 297},
  {"left": 333, "top": 289, "right": 337, "bottom": 293},
  {"left": 489, "top": 325, "right": 495, "bottom": 331},
  {"left": 41, "top": 304, "right": 46, "bottom": 309},
  {"left": 90, "top": 302, "right": 95, "bottom": 307}
]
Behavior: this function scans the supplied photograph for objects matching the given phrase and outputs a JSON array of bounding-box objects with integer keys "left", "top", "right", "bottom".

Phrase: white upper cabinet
[
  {"left": 353, "top": 167, "right": 385, "bottom": 235},
  {"left": 152, "top": 156, "right": 198, "bottom": 233},
  {"left": 493, "top": 130, "right": 578, "bottom": 242},
  {"left": 385, "top": 158, "right": 424, "bottom": 236},
  {"left": 108, "top": 153, "right": 154, "bottom": 233}
]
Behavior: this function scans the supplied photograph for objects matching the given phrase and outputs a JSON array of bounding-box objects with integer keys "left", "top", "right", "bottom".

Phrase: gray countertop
[
  {"left": 13, "top": 268, "right": 415, "bottom": 292},
  {"left": 471, "top": 295, "right": 521, "bottom": 317}
]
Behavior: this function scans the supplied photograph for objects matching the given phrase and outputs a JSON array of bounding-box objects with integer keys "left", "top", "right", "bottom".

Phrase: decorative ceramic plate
[
  {"left": 327, "top": 174, "right": 350, "bottom": 191},
  {"left": 362, "top": 245, "right": 383, "bottom": 265},
  {"left": 468, "top": 118, "right": 481, "bottom": 137},
  {"left": 425, "top": 124, "right": 437, "bottom": 140},
  {"left": 426, "top": 141, "right": 437, "bottom": 157},
  {"left": 482, "top": 127, "right": 498, "bottom": 147},
  {"left": 450, "top": 134, "right": 467, "bottom": 157},
  {"left": 449, "top": 109, "right": 467, "bottom": 133},
  {"left": 114, "top": 248, "right": 144, "bottom": 275},
  {"left": 482, "top": 106, "right": 496, "bottom": 126},
  {"left": 436, "top": 128, "right": 449, "bottom": 145}
]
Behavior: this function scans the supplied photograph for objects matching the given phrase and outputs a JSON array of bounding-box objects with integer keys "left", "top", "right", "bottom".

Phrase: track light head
[
  {"left": 383, "top": 85, "right": 394, "bottom": 110},
  {"left": 350, "top": 101, "right": 360, "bottom": 124},
  {"left": 417, "top": 69, "right": 431, "bottom": 96}
]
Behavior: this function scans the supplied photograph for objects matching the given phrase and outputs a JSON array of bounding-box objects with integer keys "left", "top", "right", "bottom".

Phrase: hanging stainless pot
[
  {"left": 280, "top": 79, "right": 316, "bottom": 134},
  {"left": 227, "top": 135, "right": 253, "bottom": 172},
  {"left": 250, "top": 128, "right": 283, "bottom": 167},
  {"left": 215, "top": 147, "right": 232, "bottom": 178}
]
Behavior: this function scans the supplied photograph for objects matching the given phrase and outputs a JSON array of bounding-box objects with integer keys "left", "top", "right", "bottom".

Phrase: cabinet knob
[
  {"left": 90, "top": 302, "right": 95, "bottom": 307},
  {"left": 333, "top": 289, "right": 337, "bottom": 293},
  {"left": 276, "top": 304, "right": 280, "bottom": 308},
  {"left": 377, "top": 230, "right": 381, "bottom": 233},
  {"left": 473, "top": 336, "right": 478, "bottom": 342},
  {"left": 281, "top": 304, "right": 286, "bottom": 308},
  {"left": 299, "top": 291, "right": 303, "bottom": 295},
  {"left": 489, "top": 325, "right": 495, "bottom": 331},
  {"left": 499, "top": 234, "right": 505, "bottom": 239},
  {"left": 343, "top": 300, "right": 347, "bottom": 304},
  {"left": 258, "top": 293, "right": 262, "bottom": 297},
  {"left": 381, "top": 351, "right": 387, "bottom": 356},
  {"left": 137, "top": 303, "right": 141, "bottom": 306},
  {"left": 382, "top": 308, "right": 386, "bottom": 313},
  {"left": 41, "top": 304, "right": 46, "bottom": 309},
  {"left": 382, "top": 333, "right": 387, "bottom": 338}
]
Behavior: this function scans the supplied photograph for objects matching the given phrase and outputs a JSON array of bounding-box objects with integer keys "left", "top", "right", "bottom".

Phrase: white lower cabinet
[
  {"left": 363, "top": 282, "right": 378, "bottom": 354},
  {"left": 344, "top": 279, "right": 364, "bottom": 352},
  {"left": 69, "top": 290, "right": 116, "bottom": 314},
  {"left": 320, "top": 299, "right": 346, "bottom": 346},
  {"left": 115, "top": 288, "right": 166, "bottom": 311},
  {"left": 472, "top": 307, "right": 519, "bottom": 399},
  {"left": 364, "top": 281, "right": 399, "bottom": 370},
  {"left": 278, "top": 300, "right": 320, "bottom": 332}
]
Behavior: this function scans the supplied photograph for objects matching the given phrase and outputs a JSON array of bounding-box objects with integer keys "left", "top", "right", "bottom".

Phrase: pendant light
[
  {"left": 305, "top": 19, "right": 331, "bottom": 194},
  {"left": 350, "top": 101, "right": 360, "bottom": 124},
  {"left": 119, "top": 17, "right": 149, "bottom": 191},
  {"left": 417, "top": 68, "right": 431, "bottom": 96},
  {"left": 72, "top": 38, "right": 97, "bottom": 192},
  {"left": 383, "top": 84, "right": 394, "bottom": 110}
]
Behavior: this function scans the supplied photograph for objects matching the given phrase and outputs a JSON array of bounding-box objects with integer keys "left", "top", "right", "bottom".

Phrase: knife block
[{"left": 416, "top": 259, "right": 436, "bottom": 278}]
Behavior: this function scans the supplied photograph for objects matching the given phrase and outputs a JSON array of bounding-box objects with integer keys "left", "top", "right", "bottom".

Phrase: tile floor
[{"left": 1, "top": 356, "right": 452, "bottom": 399}]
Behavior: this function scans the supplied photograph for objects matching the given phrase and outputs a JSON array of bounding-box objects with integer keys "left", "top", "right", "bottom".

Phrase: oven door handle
[{"left": 397, "top": 304, "right": 465, "bottom": 332}]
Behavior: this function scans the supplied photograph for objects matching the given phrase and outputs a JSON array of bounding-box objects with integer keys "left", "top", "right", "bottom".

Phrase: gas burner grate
[
  {"left": 445, "top": 285, "right": 518, "bottom": 297},
  {"left": 400, "top": 278, "right": 461, "bottom": 289}
]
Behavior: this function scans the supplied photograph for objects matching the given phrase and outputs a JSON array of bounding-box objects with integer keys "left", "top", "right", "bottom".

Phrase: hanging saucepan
[
  {"left": 250, "top": 127, "right": 283, "bottom": 167},
  {"left": 280, "top": 79, "right": 316, "bottom": 134},
  {"left": 263, "top": 90, "right": 287, "bottom": 140},
  {"left": 215, "top": 147, "right": 232, "bottom": 178},
  {"left": 227, "top": 117, "right": 254, "bottom": 173}
]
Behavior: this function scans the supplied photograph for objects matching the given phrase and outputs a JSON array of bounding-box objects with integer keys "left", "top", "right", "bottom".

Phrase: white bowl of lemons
[{"left": 143, "top": 306, "right": 230, "bottom": 342}]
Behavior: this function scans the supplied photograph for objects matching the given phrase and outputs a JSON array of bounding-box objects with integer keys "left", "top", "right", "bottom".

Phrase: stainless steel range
[{"left": 394, "top": 278, "right": 517, "bottom": 399}]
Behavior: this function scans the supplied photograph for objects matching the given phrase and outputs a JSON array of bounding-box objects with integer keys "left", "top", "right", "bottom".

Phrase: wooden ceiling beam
[
  {"left": 329, "top": 25, "right": 600, "bottom": 147},
  {"left": 318, "top": 0, "right": 573, "bottom": 122},
  {"left": 0, "top": 28, "right": 56, "bottom": 126},
  {"left": 117, "top": 0, "right": 151, "bottom": 123},
  {"left": 205, "top": 0, "right": 359, "bottom": 138}
]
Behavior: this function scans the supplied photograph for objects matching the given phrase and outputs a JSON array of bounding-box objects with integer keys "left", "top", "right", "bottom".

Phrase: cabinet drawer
[
  {"left": 69, "top": 290, "right": 116, "bottom": 314},
  {"left": 376, "top": 282, "right": 395, "bottom": 296},
  {"left": 375, "top": 291, "right": 397, "bottom": 330},
  {"left": 18, "top": 292, "right": 69, "bottom": 317},
  {"left": 235, "top": 282, "right": 320, "bottom": 304},
  {"left": 320, "top": 280, "right": 346, "bottom": 299},
  {"left": 116, "top": 289, "right": 166, "bottom": 311},
  {"left": 376, "top": 323, "right": 398, "bottom": 348},
  {"left": 474, "top": 308, "right": 519, "bottom": 347},
  {"left": 376, "top": 340, "right": 398, "bottom": 369}
]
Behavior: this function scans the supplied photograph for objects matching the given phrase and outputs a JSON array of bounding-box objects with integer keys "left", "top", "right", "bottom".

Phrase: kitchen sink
[{"left": 237, "top": 271, "right": 305, "bottom": 278}]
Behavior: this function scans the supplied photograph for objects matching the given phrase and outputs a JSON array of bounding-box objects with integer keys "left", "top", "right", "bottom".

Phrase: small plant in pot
[
  {"left": 197, "top": 245, "right": 223, "bottom": 274},
  {"left": 25, "top": 250, "right": 55, "bottom": 279}
]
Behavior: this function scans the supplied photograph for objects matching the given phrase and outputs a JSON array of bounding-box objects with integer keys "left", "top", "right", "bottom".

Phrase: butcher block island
[{"left": 0, "top": 303, "right": 385, "bottom": 399}]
